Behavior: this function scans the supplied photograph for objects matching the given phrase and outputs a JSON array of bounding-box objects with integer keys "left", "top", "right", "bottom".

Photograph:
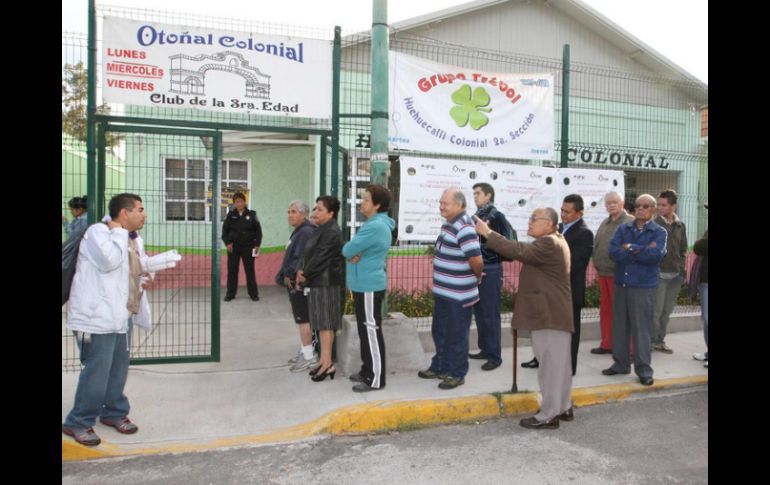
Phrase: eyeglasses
[
  {"left": 634, "top": 203, "right": 653, "bottom": 209},
  {"left": 528, "top": 216, "right": 550, "bottom": 222}
]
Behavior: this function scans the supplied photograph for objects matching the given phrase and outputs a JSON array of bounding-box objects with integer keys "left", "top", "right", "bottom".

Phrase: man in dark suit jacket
[
  {"left": 559, "top": 194, "right": 594, "bottom": 376},
  {"left": 521, "top": 194, "right": 594, "bottom": 376},
  {"left": 475, "top": 207, "right": 574, "bottom": 429}
]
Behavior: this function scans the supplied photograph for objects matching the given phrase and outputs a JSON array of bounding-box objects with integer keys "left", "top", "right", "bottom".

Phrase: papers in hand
[{"left": 143, "top": 249, "right": 182, "bottom": 273}]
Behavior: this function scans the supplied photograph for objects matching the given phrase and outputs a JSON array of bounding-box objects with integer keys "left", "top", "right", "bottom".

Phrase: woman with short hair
[{"left": 296, "top": 195, "right": 345, "bottom": 382}]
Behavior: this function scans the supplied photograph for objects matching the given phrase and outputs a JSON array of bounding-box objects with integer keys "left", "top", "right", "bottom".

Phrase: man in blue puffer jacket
[
  {"left": 602, "top": 193, "right": 667, "bottom": 386},
  {"left": 342, "top": 184, "right": 396, "bottom": 392}
]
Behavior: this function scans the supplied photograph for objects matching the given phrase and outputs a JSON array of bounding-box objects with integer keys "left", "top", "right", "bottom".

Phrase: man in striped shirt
[{"left": 418, "top": 187, "right": 483, "bottom": 390}]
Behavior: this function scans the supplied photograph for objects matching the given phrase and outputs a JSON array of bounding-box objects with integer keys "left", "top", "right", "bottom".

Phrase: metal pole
[
  {"left": 511, "top": 330, "right": 518, "bottom": 393},
  {"left": 320, "top": 136, "right": 327, "bottom": 195},
  {"left": 86, "top": 0, "right": 97, "bottom": 223},
  {"left": 370, "top": 0, "right": 389, "bottom": 186},
  {"left": 371, "top": 0, "right": 391, "bottom": 315},
  {"left": 211, "top": 131, "right": 222, "bottom": 362},
  {"left": 331, "top": 27, "right": 341, "bottom": 199},
  {"left": 97, "top": 121, "right": 106, "bottom": 219},
  {"left": 560, "top": 44, "right": 570, "bottom": 169}
]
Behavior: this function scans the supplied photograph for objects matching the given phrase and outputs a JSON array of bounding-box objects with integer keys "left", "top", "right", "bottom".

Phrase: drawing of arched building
[{"left": 169, "top": 50, "right": 271, "bottom": 99}]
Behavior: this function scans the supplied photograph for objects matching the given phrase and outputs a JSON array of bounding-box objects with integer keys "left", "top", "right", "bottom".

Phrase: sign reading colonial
[
  {"left": 102, "top": 17, "right": 333, "bottom": 119},
  {"left": 398, "top": 156, "right": 624, "bottom": 242},
  {"left": 388, "top": 51, "right": 555, "bottom": 160}
]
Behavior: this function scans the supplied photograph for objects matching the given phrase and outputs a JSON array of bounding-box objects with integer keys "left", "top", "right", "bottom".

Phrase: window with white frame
[{"left": 164, "top": 157, "right": 249, "bottom": 222}]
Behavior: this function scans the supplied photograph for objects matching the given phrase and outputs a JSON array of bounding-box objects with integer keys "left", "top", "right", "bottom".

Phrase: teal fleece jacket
[{"left": 342, "top": 212, "right": 396, "bottom": 292}]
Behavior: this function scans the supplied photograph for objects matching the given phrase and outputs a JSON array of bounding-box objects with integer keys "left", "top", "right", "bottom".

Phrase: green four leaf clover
[{"left": 449, "top": 84, "right": 492, "bottom": 130}]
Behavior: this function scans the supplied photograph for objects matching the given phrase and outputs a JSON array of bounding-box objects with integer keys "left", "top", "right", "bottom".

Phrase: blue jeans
[
  {"left": 63, "top": 327, "right": 131, "bottom": 429},
  {"left": 700, "top": 283, "right": 708, "bottom": 359},
  {"left": 472, "top": 264, "right": 503, "bottom": 364},
  {"left": 430, "top": 295, "right": 473, "bottom": 379}
]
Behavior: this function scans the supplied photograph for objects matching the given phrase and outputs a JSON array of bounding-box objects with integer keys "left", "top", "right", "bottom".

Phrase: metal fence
[
  {"left": 337, "top": 30, "right": 706, "bottom": 330},
  {"left": 63, "top": 12, "right": 706, "bottom": 369},
  {"left": 61, "top": 6, "right": 338, "bottom": 370}
]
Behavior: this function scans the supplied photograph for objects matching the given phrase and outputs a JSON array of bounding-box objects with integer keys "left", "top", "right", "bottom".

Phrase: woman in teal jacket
[{"left": 342, "top": 184, "right": 395, "bottom": 392}]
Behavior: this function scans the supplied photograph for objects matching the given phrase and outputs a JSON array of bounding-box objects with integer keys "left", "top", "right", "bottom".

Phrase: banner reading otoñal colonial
[
  {"left": 388, "top": 51, "right": 554, "bottom": 160},
  {"left": 102, "top": 17, "right": 333, "bottom": 119}
]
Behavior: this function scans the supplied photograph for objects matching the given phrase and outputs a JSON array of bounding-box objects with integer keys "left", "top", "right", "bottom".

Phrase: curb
[{"left": 63, "top": 374, "right": 707, "bottom": 461}]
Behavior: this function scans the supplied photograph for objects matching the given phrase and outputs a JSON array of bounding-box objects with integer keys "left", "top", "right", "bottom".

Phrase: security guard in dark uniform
[{"left": 222, "top": 192, "right": 263, "bottom": 301}]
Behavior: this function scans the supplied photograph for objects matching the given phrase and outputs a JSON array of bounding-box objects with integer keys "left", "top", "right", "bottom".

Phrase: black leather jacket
[{"left": 301, "top": 219, "right": 345, "bottom": 287}]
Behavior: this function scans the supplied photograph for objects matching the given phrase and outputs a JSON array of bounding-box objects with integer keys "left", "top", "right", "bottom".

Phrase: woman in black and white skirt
[{"left": 296, "top": 196, "right": 345, "bottom": 382}]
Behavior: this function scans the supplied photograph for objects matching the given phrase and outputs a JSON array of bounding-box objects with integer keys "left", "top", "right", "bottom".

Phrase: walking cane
[{"left": 511, "top": 329, "right": 518, "bottom": 393}]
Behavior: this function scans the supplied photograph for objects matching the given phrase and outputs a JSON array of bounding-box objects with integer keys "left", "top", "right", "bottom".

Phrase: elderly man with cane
[{"left": 474, "top": 207, "right": 574, "bottom": 429}]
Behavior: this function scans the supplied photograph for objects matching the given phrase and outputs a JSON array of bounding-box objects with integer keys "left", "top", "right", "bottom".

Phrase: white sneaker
[
  {"left": 290, "top": 353, "right": 319, "bottom": 372},
  {"left": 288, "top": 348, "right": 302, "bottom": 364},
  {"left": 692, "top": 352, "right": 708, "bottom": 361}
]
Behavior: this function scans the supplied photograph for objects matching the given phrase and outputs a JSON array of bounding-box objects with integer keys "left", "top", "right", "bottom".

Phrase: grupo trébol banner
[{"left": 389, "top": 51, "right": 554, "bottom": 160}]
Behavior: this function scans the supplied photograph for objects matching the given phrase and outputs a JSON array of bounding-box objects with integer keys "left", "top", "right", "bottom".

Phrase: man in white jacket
[{"left": 62, "top": 193, "right": 147, "bottom": 446}]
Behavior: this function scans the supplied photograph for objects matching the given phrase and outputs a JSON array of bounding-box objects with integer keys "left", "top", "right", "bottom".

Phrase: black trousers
[
  {"left": 571, "top": 303, "right": 582, "bottom": 376},
  {"left": 353, "top": 290, "right": 386, "bottom": 389},
  {"left": 226, "top": 244, "right": 258, "bottom": 298}
]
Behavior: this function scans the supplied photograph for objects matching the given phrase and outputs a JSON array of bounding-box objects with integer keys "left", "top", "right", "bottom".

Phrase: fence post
[
  {"left": 97, "top": 121, "right": 106, "bottom": 219},
  {"left": 331, "top": 27, "right": 341, "bottom": 199},
  {"left": 560, "top": 44, "right": 570, "bottom": 169},
  {"left": 370, "top": 0, "right": 389, "bottom": 186},
  {"left": 211, "top": 130, "right": 222, "bottom": 362},
  {"left": 86, "top": 0, "right": 97, "bottom": 224}
]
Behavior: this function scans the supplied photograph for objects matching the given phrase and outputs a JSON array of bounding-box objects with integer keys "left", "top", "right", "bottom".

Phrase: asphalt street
[{"left": 62, "top": 387, "right": 708, "bottom": 485}]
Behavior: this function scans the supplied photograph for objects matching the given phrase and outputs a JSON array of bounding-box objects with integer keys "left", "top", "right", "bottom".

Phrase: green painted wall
[
  {"left": 120, "top": 136, "right": 314, "bottom": 250},
  {"left": 227, "top": 145, "right": 316, "bottom": 248}
]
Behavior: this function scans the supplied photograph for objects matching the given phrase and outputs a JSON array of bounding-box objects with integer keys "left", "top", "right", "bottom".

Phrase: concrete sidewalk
[{"left": 62, "top": 286, "right": 708, "bottom": 461}]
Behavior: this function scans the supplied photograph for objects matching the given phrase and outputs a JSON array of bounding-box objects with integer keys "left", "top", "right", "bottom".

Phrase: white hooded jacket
[{"left": 66, "top": 223, "right": 132, "bottom": 334}]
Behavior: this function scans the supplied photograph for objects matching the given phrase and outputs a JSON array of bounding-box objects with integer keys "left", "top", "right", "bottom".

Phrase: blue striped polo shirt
[{"left": 432, "top": 212, "right": 482, "bottom": 307}]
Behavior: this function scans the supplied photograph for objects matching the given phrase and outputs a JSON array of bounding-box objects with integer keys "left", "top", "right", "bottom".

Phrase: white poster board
[
  {"left": 398, "top": 157, "right": 624, "bottom": 242},
  {"left": 557, "top": 168, "right": 626, "bottom": 235}
]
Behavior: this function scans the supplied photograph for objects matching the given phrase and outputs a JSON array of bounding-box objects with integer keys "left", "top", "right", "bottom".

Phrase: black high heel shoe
[
  {"left": 309, "top": 365, "right": 321, "bottom": 377},
  {"left": 311, "top": 366, "right": 336, "bottom": 382}
]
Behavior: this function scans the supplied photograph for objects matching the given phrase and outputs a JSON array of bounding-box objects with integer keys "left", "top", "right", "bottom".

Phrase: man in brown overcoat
[{"left": 474, "top": 207, "right": 574, "bottom": 429}]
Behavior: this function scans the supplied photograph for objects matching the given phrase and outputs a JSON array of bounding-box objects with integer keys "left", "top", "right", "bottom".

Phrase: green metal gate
[
  {"left": 102, "top": 122, "right": 223, "bottom": 365},
  {"left": 62, "top": 9, "right": 341, "bottom": 369}
]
